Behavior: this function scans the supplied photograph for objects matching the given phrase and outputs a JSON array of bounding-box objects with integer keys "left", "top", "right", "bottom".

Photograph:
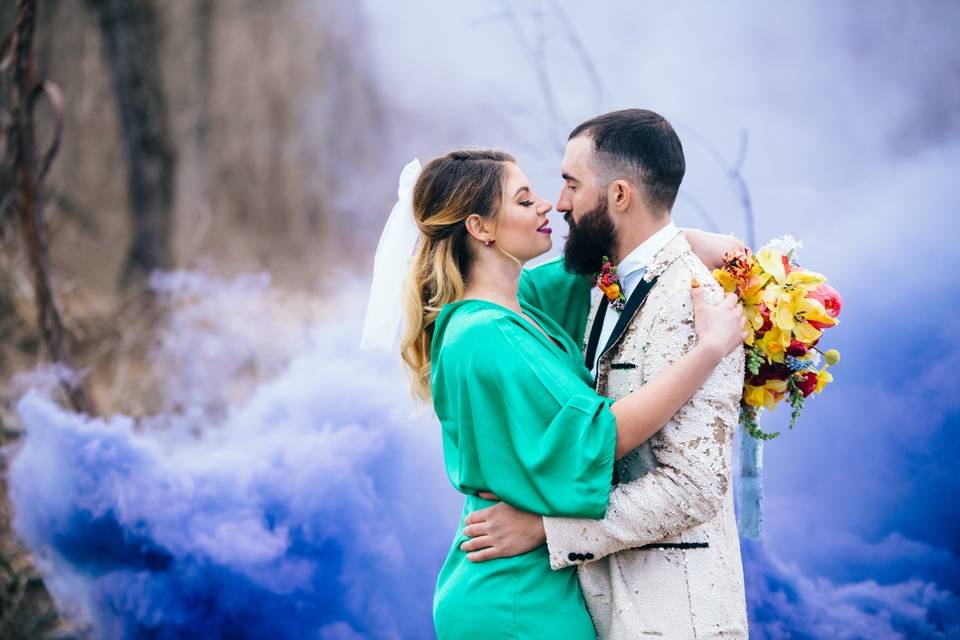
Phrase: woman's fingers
[
  {"left": 462, "top": 523, "right": 488, "bottom": 538},
  {"left": 460, "top": 535, "right": 494, "bottom": 553},
  {"left": 466, "top": 547, "right": 503, "bottom": 563},
  {"left": 690, "top": 282, "right": 705, "bottom": 311}
]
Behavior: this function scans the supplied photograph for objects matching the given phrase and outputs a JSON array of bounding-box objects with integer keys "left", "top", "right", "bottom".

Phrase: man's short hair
[{"left": 569, "top": 109, "right": 685, "bottom": 211}]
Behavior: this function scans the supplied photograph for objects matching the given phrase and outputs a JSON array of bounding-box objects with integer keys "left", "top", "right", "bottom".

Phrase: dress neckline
[{"left": 447, "top": 298, "right": 570, "bottom": 356}]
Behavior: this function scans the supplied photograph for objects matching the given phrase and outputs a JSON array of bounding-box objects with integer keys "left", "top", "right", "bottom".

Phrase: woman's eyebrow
[{"left": 514, "top": 186, "right": 530, "bottom": 198}]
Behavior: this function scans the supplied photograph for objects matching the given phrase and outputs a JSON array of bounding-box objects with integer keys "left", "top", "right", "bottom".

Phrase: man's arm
[
  {"left": 461, "top": 264, "right": 744, "bottom": 566},
  {"left": 542, "top": 263, "right": 744, "bottom": 569}
]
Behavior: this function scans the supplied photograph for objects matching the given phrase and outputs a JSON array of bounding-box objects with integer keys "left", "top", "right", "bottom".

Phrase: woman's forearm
[
  {"left": 682, "top": 228, "right": 745, "bottom": 270},
  {"left": 610, "top": 342, "right": 724, "bottom": 459}
]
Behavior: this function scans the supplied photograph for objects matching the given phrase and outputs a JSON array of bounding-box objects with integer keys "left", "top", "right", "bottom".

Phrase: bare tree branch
[
  {"left": 676, "top": 123, "right": 757, "bottom": 247},
  {"left": 8, "top": 0, "right": 97, "bottom": 415},
  {"left": 32, "top": 79, "right": 61, "bottom": 187}
]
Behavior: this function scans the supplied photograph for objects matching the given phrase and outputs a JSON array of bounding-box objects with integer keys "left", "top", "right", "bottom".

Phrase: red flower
[
  {"left": 749, "top": 362, "right": 791, "bottom": 386},
  {"left": 757, "top": 303, "right": 773, "bottom": 335},
  {"left": 786, "top": 340, "right": 808, "bottom": 357},
  {"left": 795, "top": 371, "right": 818, "bottom": 397}
]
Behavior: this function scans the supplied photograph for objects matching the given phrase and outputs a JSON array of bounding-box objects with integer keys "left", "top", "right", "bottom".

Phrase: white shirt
[{"left": 590, "top": 220, "right": 678, "bottom": 377}]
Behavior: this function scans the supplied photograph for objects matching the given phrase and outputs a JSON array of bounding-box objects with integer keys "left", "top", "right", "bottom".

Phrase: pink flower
[{"left": 807, "top": 283, "right": 842, "bottom": 329}]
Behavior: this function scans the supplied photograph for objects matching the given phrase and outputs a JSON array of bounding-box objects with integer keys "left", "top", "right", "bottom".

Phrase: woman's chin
[{"left": 532, "top": 237, "right": 553, "bottom": 258}]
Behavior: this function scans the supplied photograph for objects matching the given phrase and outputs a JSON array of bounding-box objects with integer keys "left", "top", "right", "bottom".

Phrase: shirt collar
[{"left": 615, "top": 220, "right": 678, "bottom": 279}]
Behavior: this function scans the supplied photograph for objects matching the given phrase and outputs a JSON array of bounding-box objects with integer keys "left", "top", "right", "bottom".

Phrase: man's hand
[{"left": 460, "top": 499, "right": 546, "bottom": 562}]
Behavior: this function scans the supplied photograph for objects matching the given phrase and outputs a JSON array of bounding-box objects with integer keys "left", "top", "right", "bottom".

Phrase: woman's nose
[{"left": 538, "top": 199, "right": 553, "bottom": 215}]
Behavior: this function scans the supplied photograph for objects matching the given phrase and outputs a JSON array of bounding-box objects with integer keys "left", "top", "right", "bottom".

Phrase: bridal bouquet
[{"left": 713, "top": 236, "right": 842, "bottom": 440}]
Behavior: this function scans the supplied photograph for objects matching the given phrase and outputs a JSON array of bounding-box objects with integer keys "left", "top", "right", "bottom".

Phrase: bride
[{"left": 367, "top": 149, "right": 745, "bottom": 639}]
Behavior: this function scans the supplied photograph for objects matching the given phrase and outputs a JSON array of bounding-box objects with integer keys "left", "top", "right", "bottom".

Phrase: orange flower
[{"left": 600, "top": 282, "right": 621, "bottom": 301}]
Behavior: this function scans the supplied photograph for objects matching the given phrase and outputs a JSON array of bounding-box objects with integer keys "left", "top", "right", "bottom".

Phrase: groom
[{"left": 461, "top": 109, "right": 749, "bottom": 638}]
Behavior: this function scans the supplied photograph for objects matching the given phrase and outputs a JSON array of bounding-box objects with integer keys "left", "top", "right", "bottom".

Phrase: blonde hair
[{"left": 400, "top": 149, "right": 515, "bottom": 400}]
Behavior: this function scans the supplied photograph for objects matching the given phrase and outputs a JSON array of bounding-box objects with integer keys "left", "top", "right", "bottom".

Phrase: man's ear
[{"left": 609, "top": 179, "right": 632, "bottom": 213}]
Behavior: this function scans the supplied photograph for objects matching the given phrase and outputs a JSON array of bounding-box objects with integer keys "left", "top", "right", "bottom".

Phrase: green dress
[
  {"left": 431, "top": 291, "right": 617, "bottom": 640},
  {"left": 518, "top": 256, "right": 594, "bottom": 347}
]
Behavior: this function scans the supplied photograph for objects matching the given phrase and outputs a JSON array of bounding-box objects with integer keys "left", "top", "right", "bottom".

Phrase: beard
[{"left": 562, "top": 193, "right": 619, "bottom": 276}]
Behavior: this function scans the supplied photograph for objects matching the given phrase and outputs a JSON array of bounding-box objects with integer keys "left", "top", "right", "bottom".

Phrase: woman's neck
[{"left": 462, "top": 256, "right": 523, "bottom": 313}]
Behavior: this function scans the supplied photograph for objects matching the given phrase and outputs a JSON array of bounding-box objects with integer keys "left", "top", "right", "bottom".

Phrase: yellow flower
[
  {"left": 743, "top": 378, "right": 789, "bottom": 411},
  {"left": 756, "top": 326, "right": 790, "bottom": 363},
  {"left": 713, "top": 268, "right": 737, "bottom": 294},
  {"left": 762, "top": 378, "right": 789, "bottom": 410},
  {"left": 757, "top": 258, "right": 832, "bottom": 340},
  {"left": 824, "top": 349, "right": 841, "bottom": 366},
  {"left": 815, "top": 368, "right": 833, "bottom": 393},
  {"left": 756, "top": 249, "right": 786, "bottom": 283},
  {"left": 744, "top": 384, "right": 767, "bottom": 409}
]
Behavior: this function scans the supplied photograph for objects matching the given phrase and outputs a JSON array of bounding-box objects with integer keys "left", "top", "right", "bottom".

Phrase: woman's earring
[{"left": 484, "top": 239, "right": 495, "bottom": 248}]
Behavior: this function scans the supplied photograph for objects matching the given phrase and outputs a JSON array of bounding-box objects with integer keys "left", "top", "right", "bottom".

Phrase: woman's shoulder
[{"left": 434, "top": 300, "right": 518, "bottom": 351}]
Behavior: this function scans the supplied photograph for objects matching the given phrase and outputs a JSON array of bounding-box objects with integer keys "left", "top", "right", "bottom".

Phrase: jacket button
[
  {"left": 585, "top": 553, "right": 594, "bottom": 560},
  {"left": 568, "top": 552, "right": 578, "bottom": 561}
]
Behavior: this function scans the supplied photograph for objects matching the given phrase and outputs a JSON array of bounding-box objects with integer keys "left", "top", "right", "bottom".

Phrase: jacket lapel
[
  {"left": 583, "top": 297, "right": 609, "bottom": 369},
  {"left": 598, "top": 275, "right": 659, "bottom": 362}
]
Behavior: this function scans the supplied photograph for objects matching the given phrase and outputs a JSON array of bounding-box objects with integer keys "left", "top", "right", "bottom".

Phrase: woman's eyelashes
[{"left": 519, "top": 200, "right": 535, "bottom": 207}]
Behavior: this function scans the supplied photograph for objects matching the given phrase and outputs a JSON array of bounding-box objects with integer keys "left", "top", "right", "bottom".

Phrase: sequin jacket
[{"left": 542, "top": 230, "right": 749, "bottom": 639}]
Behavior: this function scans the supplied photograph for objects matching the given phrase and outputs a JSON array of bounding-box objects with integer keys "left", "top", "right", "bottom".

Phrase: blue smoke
[
  {"left": 744, "top": 539, "right": 960, "bottom": 640},
  {"left": 7, "top": 273, "right": 460, "bottom": 639},
  {"left": 6, "top": 268, "right": 960, "bottom": 638}
]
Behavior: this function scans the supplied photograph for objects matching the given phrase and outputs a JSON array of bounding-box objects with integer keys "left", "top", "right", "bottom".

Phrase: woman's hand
[
  {"left": 683, "top": 228, "right": 746, "bottom": 270},
  {"left": 691, "top": 281, "right": 748, "bottom": 362}
]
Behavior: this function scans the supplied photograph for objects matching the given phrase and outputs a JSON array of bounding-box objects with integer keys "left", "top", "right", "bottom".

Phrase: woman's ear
[{"left": 464, "top": 214, "right": 489, "bottom": 242}]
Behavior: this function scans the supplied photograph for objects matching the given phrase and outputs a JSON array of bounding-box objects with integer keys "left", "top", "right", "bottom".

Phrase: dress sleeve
[{"left": 437, "top": 316, "right": 617, "bottom": 519}]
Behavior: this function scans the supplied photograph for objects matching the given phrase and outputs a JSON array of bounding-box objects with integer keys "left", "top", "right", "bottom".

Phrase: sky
[{"left": 4, "top": 1, "right": 959, "bottom": 638}]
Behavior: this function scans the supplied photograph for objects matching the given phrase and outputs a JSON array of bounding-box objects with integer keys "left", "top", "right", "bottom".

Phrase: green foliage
[
  {"left": 746, "top": 346, "right": 763, "bottom": 376},
  {"left": 787, "top": 375, "right": 805, "bottom": 430},
  {"left": 740, "top": 402, "right": 780, "bottom": 440}
]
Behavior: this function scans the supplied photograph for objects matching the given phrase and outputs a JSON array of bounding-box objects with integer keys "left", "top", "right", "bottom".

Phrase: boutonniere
[{"left": 595, "top": 256, "right": 626, "bottom": 313}]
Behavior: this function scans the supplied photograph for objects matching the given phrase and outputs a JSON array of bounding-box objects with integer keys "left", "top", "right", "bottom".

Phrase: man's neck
[{"left": 613, "top": 214, "right": 672, "bottom": 264}]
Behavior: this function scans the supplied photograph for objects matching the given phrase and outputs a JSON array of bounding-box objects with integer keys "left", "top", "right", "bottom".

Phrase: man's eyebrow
[
  {"left": 514, "top": 186, "right": 530, "bottom": 198},
  {"left": 562, "top": 173, "right": 579, "bottom": 184}
]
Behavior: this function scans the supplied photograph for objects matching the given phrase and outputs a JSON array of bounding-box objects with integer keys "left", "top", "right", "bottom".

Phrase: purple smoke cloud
[
  {"left": 7, "top": 272, "right": 459, "bottom": 638},
  {"left": 5, "top": 269, "right": 957, "bottom": 638}
]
